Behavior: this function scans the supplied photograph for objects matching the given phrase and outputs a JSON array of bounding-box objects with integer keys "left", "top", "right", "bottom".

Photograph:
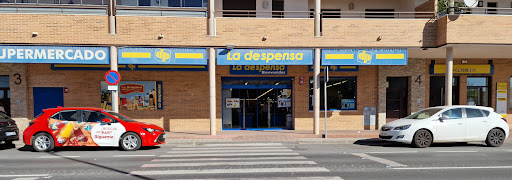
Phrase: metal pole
[
  {"left": 108, "top": 0, "right": 116, "bottom": 35},
  {"left": 208, "top": 0, "right": 216, "bottom": 36},
  {"left": 448, "top": 0, "right": 455, "bottom": 15},
  {"left": 313, "top": 48, "right": 320, "bottom": 135},
  {"left": 445, "top": 47, "right": 453, "bottom": 106},
  {"left": 324, "top": 68, "right": 327, "bottom": 138},
  {"left": 110, "top": 46, "right": 119, "bottom": 113},
  {"left": 209, "top": 48, "right": 217, "bottom": 135},
  {"left": 314, "top": 0, "right": 321, "bottom": 37}
]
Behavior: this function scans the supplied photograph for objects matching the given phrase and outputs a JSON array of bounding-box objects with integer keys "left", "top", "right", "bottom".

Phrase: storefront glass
[
  {"left": 309, "top": 77, "right": 356, "bottom": 110},
  {"left": 467, "top": 77, "right": 490, "bottom": 106},
  {"left": 222, "top": 78, "right": 293, "bottom": 130}
]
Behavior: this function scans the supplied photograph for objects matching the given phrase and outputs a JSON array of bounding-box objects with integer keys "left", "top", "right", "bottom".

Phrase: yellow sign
[
  {"left": 433, "top": 65, "right": 492, "bottom": 74},
  {"left": 357, "top": 50, "right": 372, "bottom": 64},
  {"left": 497, "top": 83, "right": 507, "bottom": 90}
]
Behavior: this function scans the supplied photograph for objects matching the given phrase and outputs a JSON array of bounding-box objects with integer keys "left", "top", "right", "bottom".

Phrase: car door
[
  {"left": 434, "top": 108, "right": 465, "bottom": 142},
  {"left": 49, "top": 110, "right": 81, "bottom": 146},
  {"left": 84, "top": 110, "right": 126, "bottom": 147},
  {"left": 464, "top": 108, "right": 490, "bottom": 141}
]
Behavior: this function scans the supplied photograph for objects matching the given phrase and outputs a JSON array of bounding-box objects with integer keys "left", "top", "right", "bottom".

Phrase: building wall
[
  {"left": 377, "top": 59, "right": 427, "bottom": 129},
  {"left": 0, "top": 64, "right": 29, "bottom": 133}
]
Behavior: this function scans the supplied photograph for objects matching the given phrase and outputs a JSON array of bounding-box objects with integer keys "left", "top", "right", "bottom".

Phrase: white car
[{"left": 380, "top": 106, "right": 509, "bottom": 148}]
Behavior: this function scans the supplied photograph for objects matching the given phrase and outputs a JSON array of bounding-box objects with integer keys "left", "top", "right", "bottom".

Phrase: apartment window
[
  {"left": 12, "top": 0, "right": 106, "bottom": 5},
  {"left": 365, "top": 9, "right": 395, "bottom": 18},
  {"left": 487, "top": 2, "right": 497, "bottom": 14},
  {"left": 309, "top": 9, "right": 341, "bottom": 18},
  {"left": 272, "top": 0, "right": 284, "bottom": 18},
  {"left": 223, "top": 0, "right": 256, "bottom": 17},
  {"left": 309, "top": 77, "right": 357, "bottom": 110},
  {"left": 467, "top": 77, "right": 491, "bottom": 107},
  {"left": 117, "top": 0, "right": 207, "bottom": 7}
]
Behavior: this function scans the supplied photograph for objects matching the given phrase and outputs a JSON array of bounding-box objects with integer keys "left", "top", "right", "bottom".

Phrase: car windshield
[
  {"left": 405, "top": 108, "right": 443, "bottom": 119},
  {"left": 106, "top": 111, "right": 137, "bottom": 122}
]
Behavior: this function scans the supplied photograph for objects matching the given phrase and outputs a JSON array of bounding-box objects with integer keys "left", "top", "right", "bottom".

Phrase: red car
[{"left": 23, "top": 107, "right": 165, "bottom": 152}]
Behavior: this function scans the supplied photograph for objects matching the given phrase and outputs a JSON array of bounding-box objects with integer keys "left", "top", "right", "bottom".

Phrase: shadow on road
[
  {"left": 17, "top": 145, "right": 160, "bottom": 152},
  {"left": 353, "top": 138, "right": 488, "bottom": 148},
  {"left": 0, "top": 143, "right": 16, "bottom": 150}
]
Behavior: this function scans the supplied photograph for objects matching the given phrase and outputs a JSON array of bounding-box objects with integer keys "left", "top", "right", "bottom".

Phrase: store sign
[
  {"left": 51, "top": 64, "right": 207, "bottom": 71},
  {"left": 321, "top": 49, "right": 407, "bottom": 65},
  {"left": 101, "top": 81, "right": 163, "bottom": 111},
  {"left": 0, "top": 46, "right": 109, "bottom": 64},
  {"left": 497, "top": 83, "right": 507, "bottom": 117},
  {"left": 118, "top": 47, "right": 207, "bottom": 65},
  {"left": 230, "top": 65, "right": 287, "bottom": 75},
  {"left": 431, "top": 65, "right": 493, "bottom": 75},
  {"left": 341, "top": 99, "right": 356, "bottom": 110},
  {"left": 217, "top": 49, "right": 313, "bottom": 65},
  {"left": 226, "top": 98, "right": 240, "bottom": 108},
  {"left": 278, "top": 98, "right": 292, "bottom": 108},
  {"left": 308, "top": 65, "right": 358, "bottom": 71}
]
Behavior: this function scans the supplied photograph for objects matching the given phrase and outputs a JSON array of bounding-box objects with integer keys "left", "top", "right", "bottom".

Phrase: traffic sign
[{"left": 104, "top": 70, "right": 121, "bottom": 85}]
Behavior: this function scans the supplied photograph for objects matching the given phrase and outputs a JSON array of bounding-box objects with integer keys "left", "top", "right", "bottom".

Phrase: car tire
[
  {"left": 32, "top": 133, "right": 55, "bottom": 152},
  {"left": 412, "top": 130, "right": 432, "bottom": 148},
  {"left": 120, "top": 132, "right": 141, "bottom": 151},
  {"left": 485, "top": 128, "right": 505, "bottom": 147},
  {"left": 5, "top": 140, "right": 13, "bottom": 145}
]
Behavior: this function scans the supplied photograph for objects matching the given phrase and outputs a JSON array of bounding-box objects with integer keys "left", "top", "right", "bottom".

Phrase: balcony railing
[
  {"left": 217, "top": 10, "right": 436, "bottom": 19},
  {"left": 217, "top": 10, "right": 312, "bottom": 18},
  {"left": 454, "top": 7, "right": 512, "bottom": 15}
]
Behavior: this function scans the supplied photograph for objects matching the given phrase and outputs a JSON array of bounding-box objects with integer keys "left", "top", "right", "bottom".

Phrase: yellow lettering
[
  {"left": 261, "top": 53, "right": 266, "bottom": 60},
  {"left": 280, "top": 65, "right": 285, "bottom": 70},
  {"left": 253, "top": 53, "right": 260, "bottom": 60},
  {"left": 282, "top": 53, "right": 289, "bottom": 60},
  {"left": 259, "top": 65, "right": 265, "bottom": 72},
  {"left": 244, "top": 65, "right": 250, "bottom": 70},
  {"left": 250, "top": 65, "right": 255, "bottom": 70},
  {"left": 244, "top": 51, "right": 253, "bottom": 60},
  {"left": 266, "top": 66, "right": 271, "bottom": 70},
  {"left": 275, "top": 53, "right": 282, "bottom": 60},
  {"left": 233, "top": 53, "right": 240, "bottom": 60},
  {"left": 296, "top": 53, "right": 303, "bottom": 60},
  {"left": 266, "top": 53, "right": 274, "bottom": 63},
  {"left": 290, "top": 53, "right": 295, "bottom": 60},
  {"left": 227, "top": 51, "right": 232, "bottom": 60}
]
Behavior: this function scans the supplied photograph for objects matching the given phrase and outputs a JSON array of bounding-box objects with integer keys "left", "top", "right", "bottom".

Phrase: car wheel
[
  {"left": 485, "top": 129, "right": 505, "bottom": 147},
  {"left": 5, "top": 140, "right": 13, "bottom": 145},
  {"left": 412, "top": 130, "right": 432, "bottom": 148},
  {"left": 120, "top": 132, "right": 141, "bottom": 151},
  {"left": 32, "top": 133, "right": 55, "bottom": 152}
]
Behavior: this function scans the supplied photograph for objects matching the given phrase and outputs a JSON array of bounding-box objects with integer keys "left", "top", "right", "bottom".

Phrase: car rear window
[
  {"left": 481, "top": 110, "right": 490, "bottom": 117},
  {"left": 466, "top": 108, "right": 484, "bottom": 118}
]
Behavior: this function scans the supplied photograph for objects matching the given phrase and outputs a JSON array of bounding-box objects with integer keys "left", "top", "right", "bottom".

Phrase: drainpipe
[
  {"left": 314, "top": 0, "right": 321, "bottom": 37},
  {"left": 208, "top": 0, "right": 216, "bottom": 36},
  {"left": 445, "top": 47, "right": 453, "bottom": 106},
  {"left": 313, "top": 48, "right": 320, "bottom": 135},
  {"left": 209, "top": 48, "right": 216, "bottom": 135},
  {"left": 108, "top": 0, "right": 116, "bottom": 35}
]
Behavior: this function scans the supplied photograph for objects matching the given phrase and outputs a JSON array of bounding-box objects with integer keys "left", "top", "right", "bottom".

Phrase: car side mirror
[
  {"left": 101, "top": 119, "right": 112, "bottom": 124},
  {"left": 439, "top": 115, "right": 449, "bottom": 121}
]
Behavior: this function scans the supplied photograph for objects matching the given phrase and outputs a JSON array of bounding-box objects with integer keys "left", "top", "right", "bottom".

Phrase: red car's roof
[{"left": 43, "top": 107, "right": 107, "bottom": 112}]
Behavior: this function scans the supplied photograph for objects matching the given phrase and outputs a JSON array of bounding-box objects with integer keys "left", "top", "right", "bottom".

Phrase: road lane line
[
  {"left": 151, "top": 156, "right": 308, "bottom": 162},
  {"left": 172, "top": 146, "right": 289, "bottom": 150},
  {"left": 130, "top": 167, "right": 330, "bottom": 175},
  {"left": 167, "top": 149, "right": 293, "bottom": 154},
  {"left": 180, "top": 143, "right": 284, "bottom": 147},
  {"left": 142, "top": 161, "right": 317, "bottom": 167},
  {"left": 160, "top": 152, "right": 300, "bottom": 158},
  {"left": 434, "top": 151, "right": 478, "bottom": 153},
  {"left": 37, "top": 156, "right": 80, "bottom": 158},
  {"left": 0, "top": 174, "right": 49, "bottom": 177},
  {"left": 113, "top": 155, "right": 156, "bottom": 157},
  {"left": 366, "top": 151, "right": 417, "bottom": 154},
  {"left": 351, "top": 153, "right": 407, "bottom": 167},
  {"left": 12, "top": 178, "right": 39, "bottom": 180},
  {"left": 393, "top": 166, "right": 512, "bottom": 170},
  {"left": 161, "top": 177, "right": 343, "bottom": 180}
]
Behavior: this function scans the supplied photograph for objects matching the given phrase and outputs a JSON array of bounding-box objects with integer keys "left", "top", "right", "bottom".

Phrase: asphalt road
[{"left": 1, "top": 140, "right": 512, "bottom": 180}]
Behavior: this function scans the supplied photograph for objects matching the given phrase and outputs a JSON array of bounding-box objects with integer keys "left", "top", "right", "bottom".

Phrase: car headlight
[
  {"left": 393, "top": 124, "right": 411, "bottom": 131},
  {"left": 142, "top": 127, "right": 154, "bottom": 133}
]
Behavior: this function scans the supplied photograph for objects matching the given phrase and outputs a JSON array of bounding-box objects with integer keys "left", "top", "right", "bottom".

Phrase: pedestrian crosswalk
[{"left": 130, "top": 143, "right": 343, "bottom": 179}]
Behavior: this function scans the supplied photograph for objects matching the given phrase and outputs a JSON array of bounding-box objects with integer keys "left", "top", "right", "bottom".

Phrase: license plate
[
  {"left": 5, "top": 132, "right": 16, "bottom": 136},
  {"left": 379, "top": 132, "right": 387, "bottom": 136}
]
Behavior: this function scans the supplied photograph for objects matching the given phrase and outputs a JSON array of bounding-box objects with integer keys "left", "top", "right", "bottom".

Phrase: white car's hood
[{"left": 384, "top": 119, "right": 421, "bottom": 127}]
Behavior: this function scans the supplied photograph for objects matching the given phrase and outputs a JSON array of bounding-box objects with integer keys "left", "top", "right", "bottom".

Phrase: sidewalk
[{"left": 165, "top": 130, "right": 380, "bottom": 144}]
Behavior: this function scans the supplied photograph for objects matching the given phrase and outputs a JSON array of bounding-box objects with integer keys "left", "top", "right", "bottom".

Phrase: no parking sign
[{"left": 104, "top": 70, "right": 121, "bottom": 86}]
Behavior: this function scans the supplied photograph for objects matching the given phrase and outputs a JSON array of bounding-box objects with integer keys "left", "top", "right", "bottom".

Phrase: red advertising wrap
[{"left": 120, "top": 84, "right": 145, "bottom": 95}]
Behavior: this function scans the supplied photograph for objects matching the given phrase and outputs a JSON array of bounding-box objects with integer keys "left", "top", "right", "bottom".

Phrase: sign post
[
  {"left": 105, "top": 70, "right": 121, "bottom": 112},
  {"left": 324, "top": 67, "right": 328, "bottom": 138}
]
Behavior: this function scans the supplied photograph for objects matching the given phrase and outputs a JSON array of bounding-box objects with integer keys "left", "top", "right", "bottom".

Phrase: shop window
[
  {"left": 309, "top": 77, "right": 357, "bottom": 110},
  {"left": 467, "top": 77, "right": 491, "bottom": 107}
]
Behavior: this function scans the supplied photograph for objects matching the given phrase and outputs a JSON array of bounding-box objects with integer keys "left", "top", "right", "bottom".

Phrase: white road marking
[
  {"left": 0, "top": 174, "right": 49, "bottom": 177},
  {"left": 351, "top": 153, "right": 407, "bottom": 167},
  {"left": 113, "top": 155, "right": 156, "bottom": 157},
  {"left": 37, "top": 156, "right": 80, "bottom": 158},
  {"left": 366, "top": 151, "right": 417, "bottom": 154},
  {"left": 179, "top": 143, "right": 284, "bottom": 147},
  {"left": 167, "top": 149, "right": 293, "bottom": 154},
  {"left": 12, "top": 178, "right": 39, "bottom": 180},
  {"left": 172, "top": 146, "right": 289, "bottom": 150},
  {"left": 142, "top": 161, "right": 317, "bottom": 167},
  {"left": 131, "top": 167, "right": 330, "bottom": 175},
  {"left": 393, "top": 166, "right": 512, "bottom": 170},
  {"left": 434, "top": 151, "right": 478, "bottom": 153},
  {"left": 162, "top": 177, "right": 343, "bottom": 180},
  {"left": 151, "top": 156, "right": 307, "bottom": 162},
  {"left": 160, "top": 152, "right": 300, "bottom": 158}
]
